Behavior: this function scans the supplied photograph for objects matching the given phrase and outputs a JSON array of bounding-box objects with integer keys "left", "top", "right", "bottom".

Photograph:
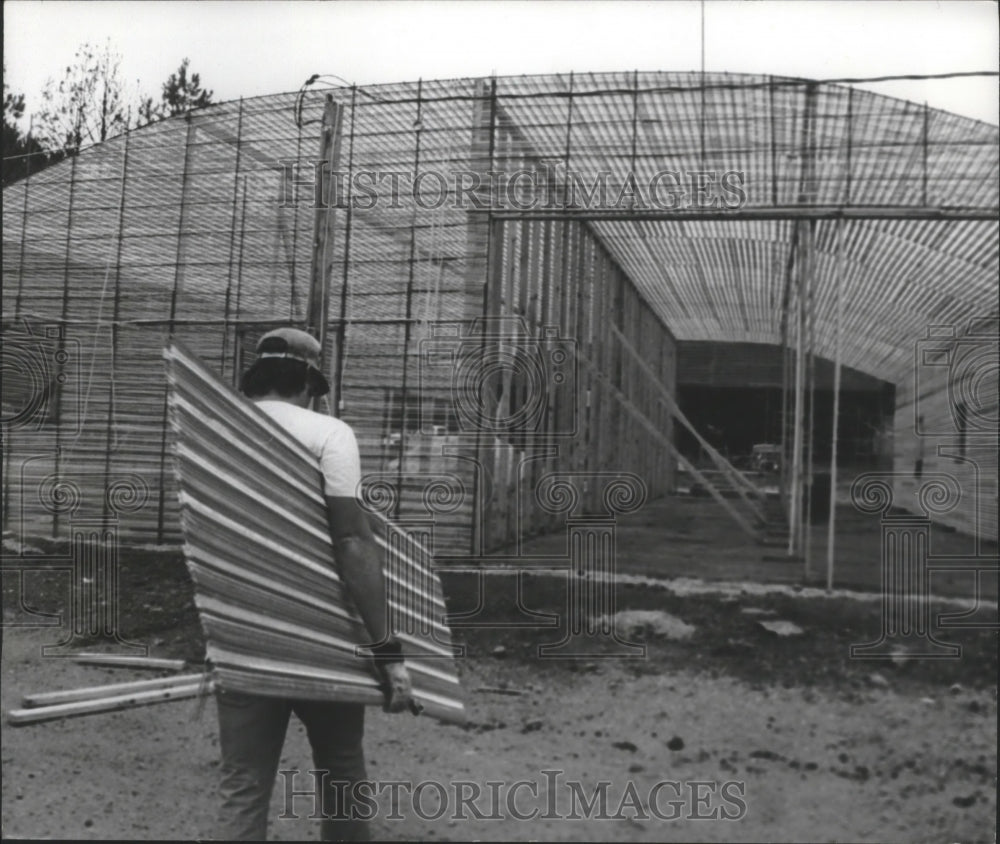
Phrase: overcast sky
[{"left": 3, "top": 0, "right": 999, "bottom": 126}]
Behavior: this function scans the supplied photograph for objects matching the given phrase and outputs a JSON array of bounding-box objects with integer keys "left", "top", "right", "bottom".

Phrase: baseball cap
[{"left": 255, "top": 327, "right": 330, "bottom": 396}]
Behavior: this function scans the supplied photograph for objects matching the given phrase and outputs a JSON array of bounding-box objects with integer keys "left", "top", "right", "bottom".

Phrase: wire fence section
[{"left": 3, "top": 71, "right": 997, "bottom": 550}]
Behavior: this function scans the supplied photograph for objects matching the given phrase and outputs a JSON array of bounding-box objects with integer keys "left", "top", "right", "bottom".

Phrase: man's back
[{"left": 254, "top": 399, "right": 361, "bottom": 499}]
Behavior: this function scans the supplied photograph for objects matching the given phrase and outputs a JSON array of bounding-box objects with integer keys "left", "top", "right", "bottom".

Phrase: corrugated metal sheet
[{"left": 164, "top": 340, "right": 466, "bottom": 724}]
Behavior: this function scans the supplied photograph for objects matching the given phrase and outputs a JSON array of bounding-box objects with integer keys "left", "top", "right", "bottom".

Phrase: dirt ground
[{"left": 2, "top": 495, "right": 997, "bottom": 842}]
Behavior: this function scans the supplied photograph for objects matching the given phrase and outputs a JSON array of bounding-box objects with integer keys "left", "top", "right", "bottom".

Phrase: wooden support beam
[
  {"left": 306, "top": 96, "right": 344, "bottom": 384},
  {"left": 574, "top": 348, "right": 761, "bottom": 541},
  {"left": 483, "top": 205, "right": 999, "bottom": 222}
]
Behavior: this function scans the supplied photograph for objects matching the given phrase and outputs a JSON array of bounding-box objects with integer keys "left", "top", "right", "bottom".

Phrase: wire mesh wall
[{"left": 3, "top": 71, "right": 998, "bottom": 549}]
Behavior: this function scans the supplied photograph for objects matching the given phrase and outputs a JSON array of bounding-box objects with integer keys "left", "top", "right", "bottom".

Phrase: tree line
[{"left": 3, "top": 40, "right": 214, "bottom": 186}]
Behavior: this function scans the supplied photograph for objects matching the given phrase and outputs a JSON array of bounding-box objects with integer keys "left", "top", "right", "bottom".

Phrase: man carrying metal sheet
[{"left": 215, "top": 327, "right": 415, "bottom": 841}]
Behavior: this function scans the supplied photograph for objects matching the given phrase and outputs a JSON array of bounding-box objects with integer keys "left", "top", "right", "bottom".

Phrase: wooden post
[
  {"left": 334, "top": 87, "right": 358, "bottom": 414},
  {"left": 306, "top": 95, "right": 344, "bottom": 401}
]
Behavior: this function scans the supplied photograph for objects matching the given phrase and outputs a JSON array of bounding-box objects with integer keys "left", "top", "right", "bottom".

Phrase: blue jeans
[{"left": 215, "top": 691, "right": 370, "bottom": 841}]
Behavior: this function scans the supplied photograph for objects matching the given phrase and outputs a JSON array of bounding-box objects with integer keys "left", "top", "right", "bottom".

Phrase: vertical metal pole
[
  {"left": 921, "top": 101, "right": 929, "bottom": 208},
  {"left": 780, "top": 314, "right": 790, "bottom": 511},
  {"left": 233, "top": 178, "right": 250, "bottom": 325},
  {"left": 102, "top": 127, "right": 131, "bottom": 524},
  {"left": 845, "top": 88, "right": 853, "bottom": 205},
  {"left": 779, "top": 222, "right": 798, "bottom": 517},
  {"left": 220, "top": 98, "right": 245, "bottom": 374},
  {"left": 804, "top": 221, "right": 817, "bottom": 577},
  {"left": 52, "top": 152, "right": 81, "bottom": 539},
  {"left": 826, "top": 221, "right": 843, "bottom": 590},
  {"left": 5, "top": 122, "right": 37, "bottom": 533},
  {"left": 156, "top": 116, "right": 196, "bottom": 544},
  {"left": 13, "top": 118, "right": 35, "bottom": 321},
  {"left": 562, "top": 72, "right": 575, "bottom": 205},
  {"left": 469, "top": 77, "right": 499, "bottom": 555},
  {"left": 630, "top": 69, "right": 639, "bottom": 182},
  {"left": 789, "top": 83, "right": 817, "bottom": 556},
  {"left": 395, "top": 79, "right": 424, "bottom": 518},
  {"left": 289, "top": 95, "right": 306, "bottom": 327},
  {"left": 769, "top": 78, "right": 777, "bottom": 207},
  {"left": 788, "top": 223, "right": 804, "bottom": 557},
  {"left": 779, "top": 302, "right": 789, "bottom": 507},
  {"left": 699, "top": 0, "right": 706, "bottom": 167}
]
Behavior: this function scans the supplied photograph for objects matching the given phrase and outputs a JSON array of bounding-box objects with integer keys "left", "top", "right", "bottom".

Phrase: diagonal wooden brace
[
  {"left": 573, "top": 347, "right": 762, "bottom": 542},
  {"left": 609, "top": 323, "right": 768, "bottom": 523}
]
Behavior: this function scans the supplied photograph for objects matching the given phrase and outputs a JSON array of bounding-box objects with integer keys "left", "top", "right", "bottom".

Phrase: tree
[
  {"left": 162, "top": 58, "right": 214, "bottom": 115},
  {"left": 2, "top": 69, "right": 53, "bottom": 186},
  {"left": 32, "top": 40, "right": 128, "bottom": 156},
  {"left": 136, "top": 58, "right": 214, "bottom": 126}
]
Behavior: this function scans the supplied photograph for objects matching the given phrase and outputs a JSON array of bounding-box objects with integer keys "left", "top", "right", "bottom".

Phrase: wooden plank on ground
[
  {"left": 8, "top": 682, "right": 210, "bottom": 726},
  {"left": 70, "top": 654, "right": 189, "bottom": 671},
  {"left": 22, "top": 673, "right": 208, "bottom": 708}
]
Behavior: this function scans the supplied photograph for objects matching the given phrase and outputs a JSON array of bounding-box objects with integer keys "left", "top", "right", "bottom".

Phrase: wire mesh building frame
[{"left": 3, "top": 71, "right": 998, "bottom": 550}]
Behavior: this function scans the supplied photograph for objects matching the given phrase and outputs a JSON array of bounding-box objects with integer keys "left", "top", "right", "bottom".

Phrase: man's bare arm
[
  {"left": 324, "top": 494, "right": 416, "bottom": 714},
  {"left": 324, "top": 494, "right": 388, "bottom": 647}
]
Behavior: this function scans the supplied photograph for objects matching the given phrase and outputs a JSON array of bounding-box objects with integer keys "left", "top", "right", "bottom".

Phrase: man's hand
[{"left": 377, "top": 662, "right": 420, "bottom": 714}]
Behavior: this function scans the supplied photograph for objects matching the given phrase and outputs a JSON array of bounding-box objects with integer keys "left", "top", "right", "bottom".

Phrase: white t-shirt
[{"left": 254, "top": 400, "right": 362, "bottom": 498}]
